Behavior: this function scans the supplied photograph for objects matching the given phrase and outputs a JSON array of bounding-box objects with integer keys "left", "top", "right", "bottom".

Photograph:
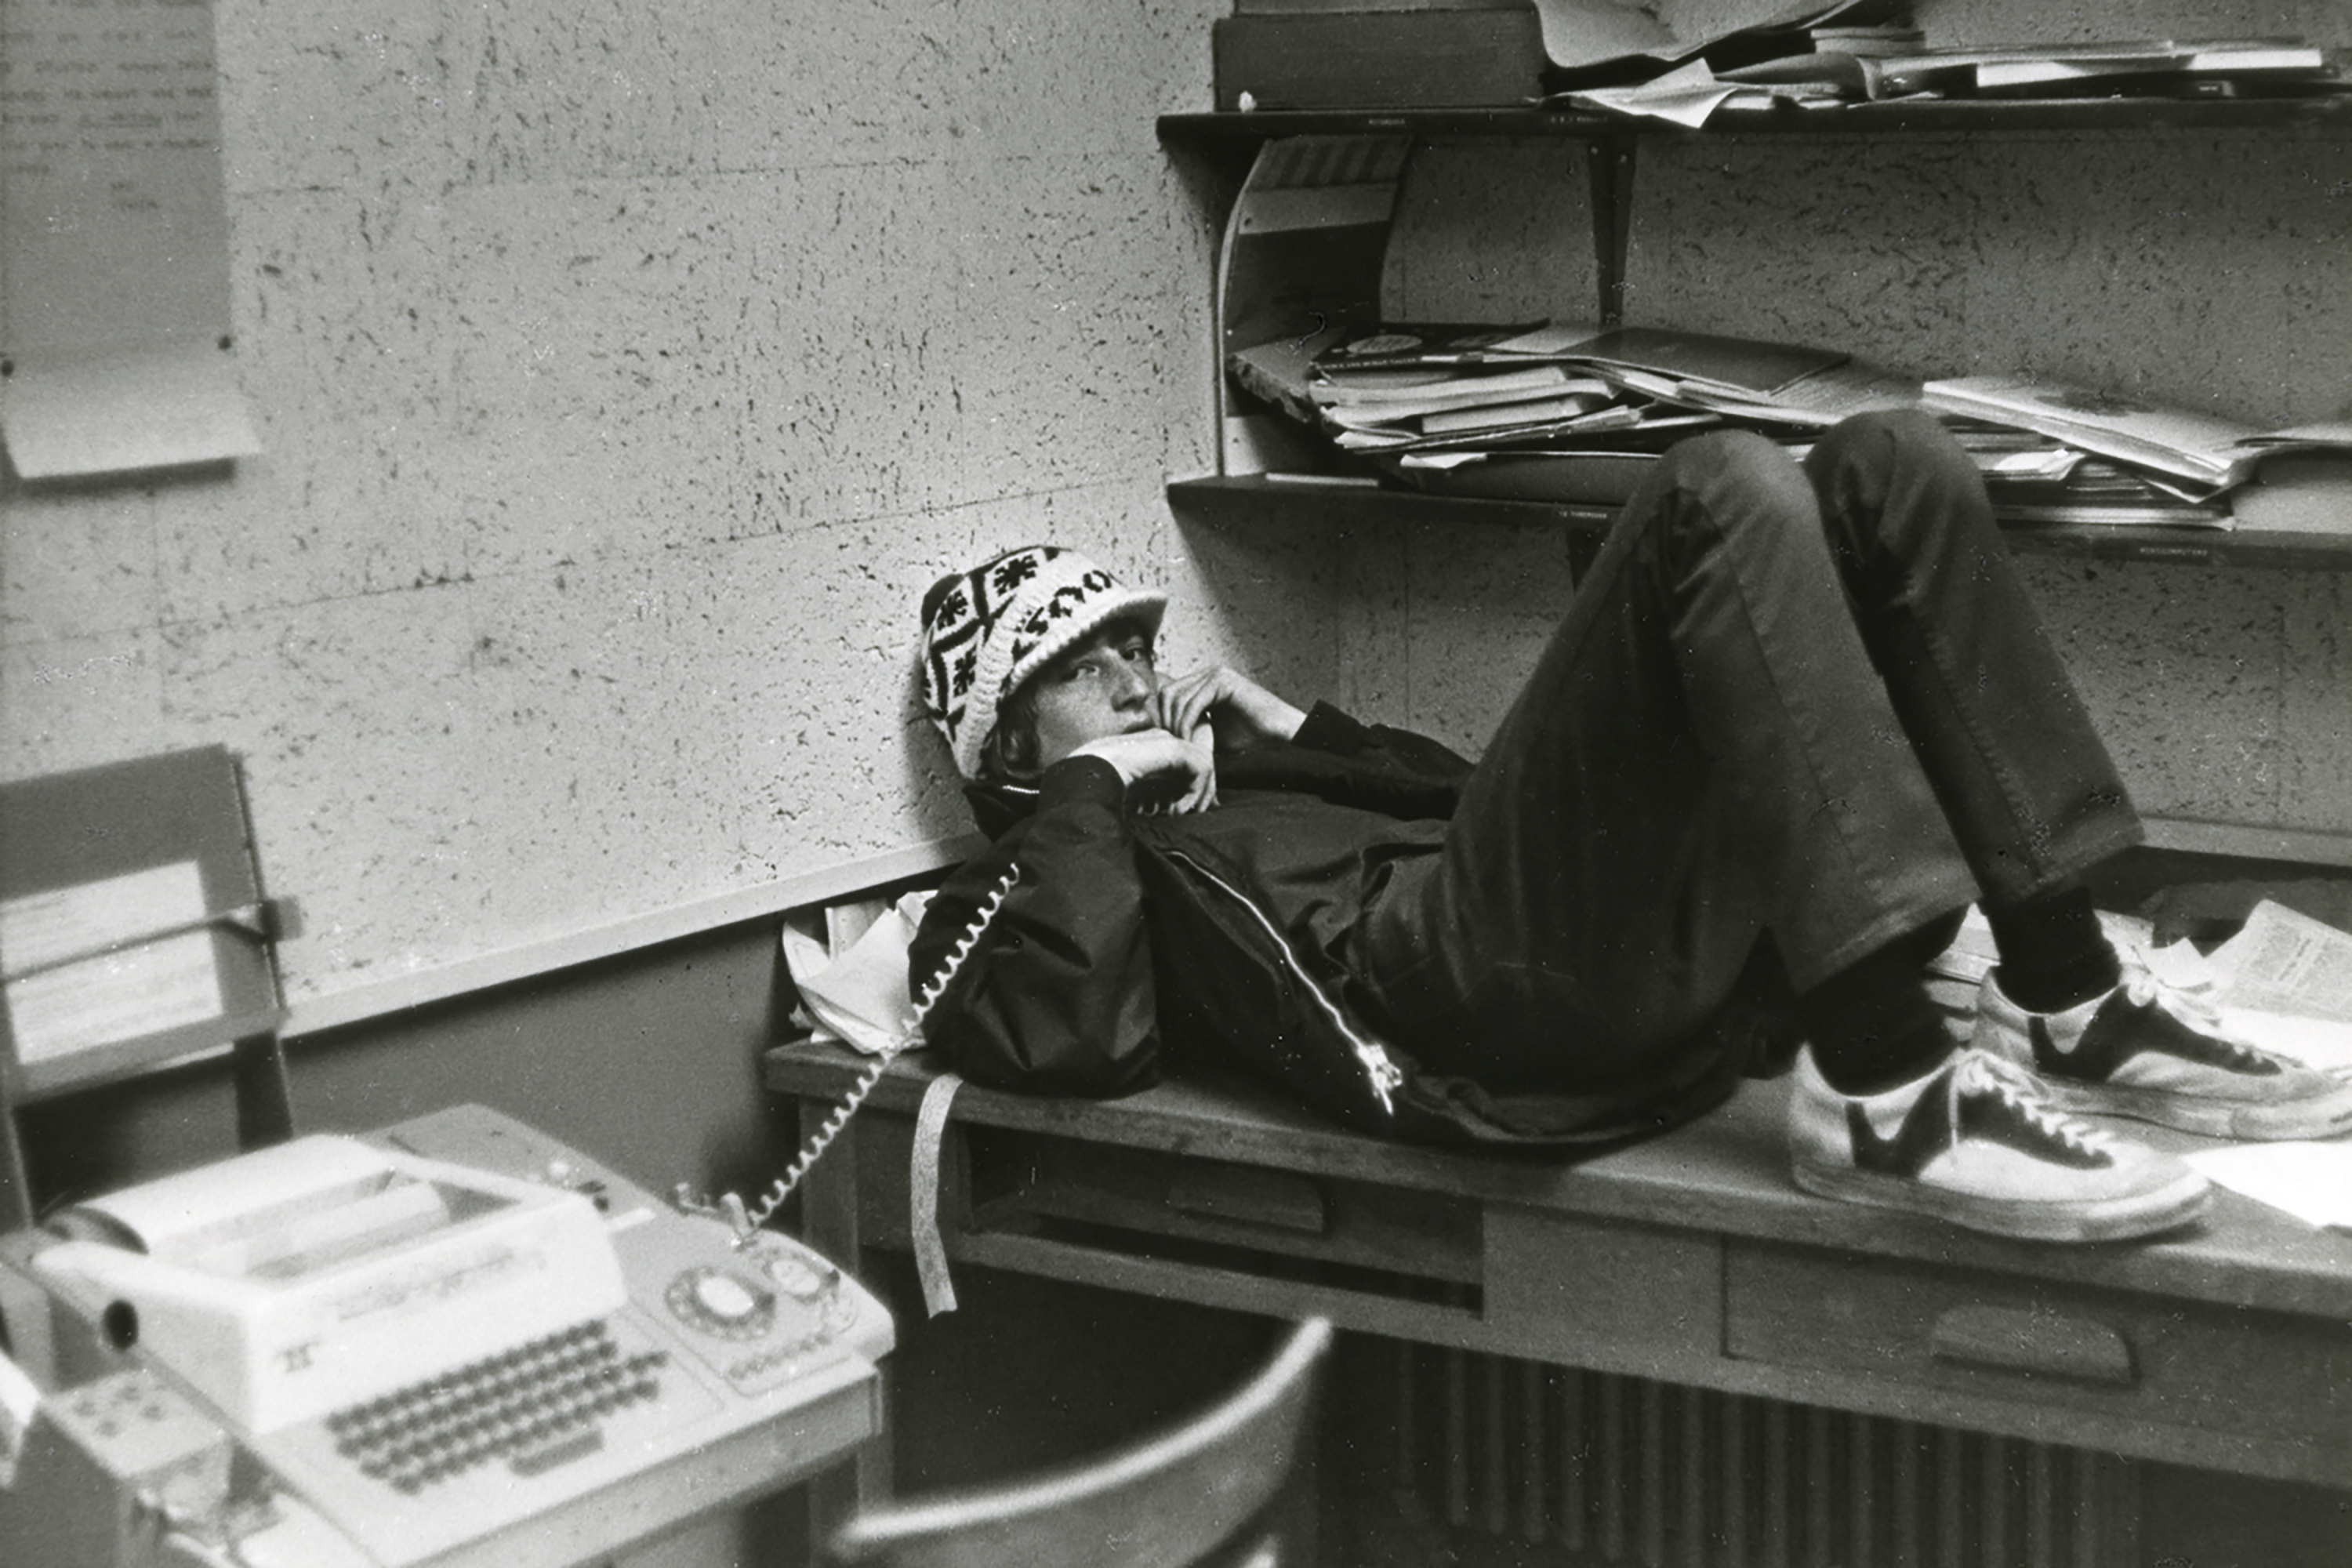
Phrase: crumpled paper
[{"left": 781, "top": 890, "right": 934, "bottom": 1055}]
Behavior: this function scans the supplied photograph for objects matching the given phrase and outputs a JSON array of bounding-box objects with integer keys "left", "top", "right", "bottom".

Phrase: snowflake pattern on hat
[{"left": 918, "top": 546, "right": 1166, "bottom": 780}]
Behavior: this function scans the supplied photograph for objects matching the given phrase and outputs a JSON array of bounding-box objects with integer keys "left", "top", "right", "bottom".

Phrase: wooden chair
[{"left": 826, "top": 1315, "right": 1334, "bottom": 1568}]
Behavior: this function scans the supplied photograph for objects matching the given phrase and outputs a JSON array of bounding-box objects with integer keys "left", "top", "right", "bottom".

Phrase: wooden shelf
[
  {"left": 1171, "top": 473, "right": 1613, "bottom": 532},
  {"left": 1167, "top": 474, "right": 2352, "bottom": 572},
  {"left": 1166, "top": 93, "right": 2352, "bottom": 575},
  {"left": 1159, "top": 94, "right": 2352, "bottom": 148}
]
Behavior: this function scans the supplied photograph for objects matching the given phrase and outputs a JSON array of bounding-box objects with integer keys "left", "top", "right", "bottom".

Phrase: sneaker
[
  {"left": 1788, "top": 1047, "right": 2210, "bottom": 1243},
  {"left": 1973, "top": 964, "right": 2352, "bottom": 1141}
]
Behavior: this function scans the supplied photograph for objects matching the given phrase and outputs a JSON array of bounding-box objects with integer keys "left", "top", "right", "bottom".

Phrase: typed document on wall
[{"left": 0, "top": 0, "right": 260, "bottom": 477}]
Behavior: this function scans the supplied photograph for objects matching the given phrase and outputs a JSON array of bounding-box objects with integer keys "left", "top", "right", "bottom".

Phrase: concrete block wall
[
  {"left": 3, "top": 0, "right": 1254, "bottom": 1010},
  {"left": 5, "top": 0, "right": 2348, "bottom": 1024}
]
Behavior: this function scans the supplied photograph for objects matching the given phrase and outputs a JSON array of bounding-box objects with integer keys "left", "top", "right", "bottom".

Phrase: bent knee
[
  {"left": 1659, "top": 427, "right": 1795, "bottom": 484},
  {"left": 1811, "top": 406, "right": 1970, "bottom": 480},
  {"left": 1650, "top": 427, "right": 1815, "bottom": 519}
]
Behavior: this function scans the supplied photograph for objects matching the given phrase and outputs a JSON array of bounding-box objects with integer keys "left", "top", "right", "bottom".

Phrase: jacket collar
[{"left": 964, "top": 779, "right": 1039, "bottom": 838}]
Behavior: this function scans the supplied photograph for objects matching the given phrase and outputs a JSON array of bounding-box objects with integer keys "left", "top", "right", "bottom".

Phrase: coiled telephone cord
[{"left": 677, "top": 866, "right": 1018, "bottom": 1239}]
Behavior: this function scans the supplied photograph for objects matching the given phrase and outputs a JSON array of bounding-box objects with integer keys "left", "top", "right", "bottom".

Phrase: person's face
[{"left": 1028, "top": 622, "right": 1160, "bottom": 768}]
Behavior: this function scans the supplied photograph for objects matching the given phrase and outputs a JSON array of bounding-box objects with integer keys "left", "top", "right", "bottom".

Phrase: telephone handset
[
  {"left": 710, "top": 717, "right": 1207, "bottom": 1227},
  {"left": 684, "top": 866, "right": 1020, "bottom": 1236}
]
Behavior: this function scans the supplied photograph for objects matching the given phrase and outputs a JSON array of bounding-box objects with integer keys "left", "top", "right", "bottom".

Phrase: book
[
  {"left": 1310, "top": 362, "right": 1594, "bottom": 412},
  {"left": 1327, "top": 319, "right": 1853, "bottom": 399},
  {"left": 1333, "top": 401, "right": 1626, "bottom": 452},
  {"left": 2210, "top": 898, "right": 2352, "bottom": 1034},
  {"left": 1418, "top": 388, "right": 1613, "bottom": 434},
  {"left": 1429, "top": 404, "right": 1722, "bottom": 451},
  {"left": 1213, "top": 8, "right": 1548, "bottom": 110}
]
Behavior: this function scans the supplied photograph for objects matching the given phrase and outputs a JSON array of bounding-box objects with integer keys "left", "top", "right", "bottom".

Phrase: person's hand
[
  {"left": 1152, "top": 667, "right": 1306, "bottom": 756},
  {"left": 1069, "top": 727, "right": 1218, "bottom": 815}
]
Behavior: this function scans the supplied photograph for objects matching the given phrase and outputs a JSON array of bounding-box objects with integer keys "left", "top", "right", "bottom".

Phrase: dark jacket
[{"left": 908, "top": 702, "right": 1757, "bottom": 1151}]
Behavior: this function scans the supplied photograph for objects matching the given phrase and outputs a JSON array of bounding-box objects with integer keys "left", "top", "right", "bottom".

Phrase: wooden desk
[{"left": 764, "top": 1043, "right": 2352, "bottom": 1490}]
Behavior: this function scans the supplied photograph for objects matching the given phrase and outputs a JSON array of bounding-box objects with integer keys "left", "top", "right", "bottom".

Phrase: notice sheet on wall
[{"left": 0, "top": 0, "right": 260, "bottom": 477}]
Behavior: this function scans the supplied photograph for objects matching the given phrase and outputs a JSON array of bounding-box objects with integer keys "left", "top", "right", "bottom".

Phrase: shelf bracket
[{"left": 1584, "top": 132, "right": 1637, "bottom": 327}]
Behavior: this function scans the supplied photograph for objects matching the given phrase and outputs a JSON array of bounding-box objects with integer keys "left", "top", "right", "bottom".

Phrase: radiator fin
[{"left": 1399, "top": 1345, "right": 2141, "bottom": 1568}]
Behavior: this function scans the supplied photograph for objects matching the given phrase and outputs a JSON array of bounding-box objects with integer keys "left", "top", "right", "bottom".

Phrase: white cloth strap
[{"left": 909, "top": 1071, "right": 965, "bottom": 1316}]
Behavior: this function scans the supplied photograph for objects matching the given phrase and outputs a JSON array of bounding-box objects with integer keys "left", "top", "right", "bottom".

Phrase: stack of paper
[
  {"left": 1312, "top": 361, "right": 1623, "bottom": 452},
  {"left": 1229, "top": 318, "right": 1916, "bottom": 500},
  {"left": 1230, "top": 320, "right": 2336, "bottom": 530},
  {"left": 1301, "top": 322, "right": 1638, "bottom": 455},
  {"left": 1945, "top": 421, "right": 2234, "bottom": 528},
  {"left": 1541, "top": 6, "right": 2343, "bottom": 129},
  {"left": 1923, "top": 376, "right": 2270, "bottom": 488},
  {"left": 1308, "top": 320, "right": 1917, "bottom": 445}
]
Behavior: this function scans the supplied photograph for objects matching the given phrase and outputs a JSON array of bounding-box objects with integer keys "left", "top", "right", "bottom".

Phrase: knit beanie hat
[{"left": 920, "top": 545, "right": 1167, "bottom": 780}]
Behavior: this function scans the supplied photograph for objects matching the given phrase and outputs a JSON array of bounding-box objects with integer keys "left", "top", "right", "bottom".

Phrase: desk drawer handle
[
  {"left": 1929, "top": 1304, "right": 2136, "bottom": 1387},
  {"left": 1165, "top": 1165, "right": 1327, "bottom": 1234}
]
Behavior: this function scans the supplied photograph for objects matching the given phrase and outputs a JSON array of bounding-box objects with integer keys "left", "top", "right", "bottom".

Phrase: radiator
[{"left": 1392, "top": 1344, "right": 2143, "bottom": 1568}]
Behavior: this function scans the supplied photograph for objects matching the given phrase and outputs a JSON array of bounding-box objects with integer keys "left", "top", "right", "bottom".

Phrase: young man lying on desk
[{"left": 908, "top": 409, "right": 2352, "bottom": 1246}]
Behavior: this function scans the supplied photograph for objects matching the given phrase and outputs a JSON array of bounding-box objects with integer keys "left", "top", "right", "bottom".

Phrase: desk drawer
[
  {"left": 964, "top": 1127, "right": 1483, "bottom": 1298},
  {"left": 1726, "top": 1241, "right": 2352, "bottom": 1452}
]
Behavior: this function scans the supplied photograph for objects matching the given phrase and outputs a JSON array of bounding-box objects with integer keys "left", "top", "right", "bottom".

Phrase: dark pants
[{"left": 1360, "top": 409, "right": 2143, "bottom": 1092}]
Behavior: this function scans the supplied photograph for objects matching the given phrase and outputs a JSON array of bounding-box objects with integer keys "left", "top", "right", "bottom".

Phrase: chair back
[{"left": 826, "top": 1315, "right": 1333, "bottom": 1568}]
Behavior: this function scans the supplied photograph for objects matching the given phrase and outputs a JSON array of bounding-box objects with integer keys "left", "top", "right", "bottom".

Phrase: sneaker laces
[
  {"left": 1952, "top": 1051, "right": 2114, "bottom": 1158},
  {"left": 2116, "top": 960, "right": 2276, "bottom": 1071}
]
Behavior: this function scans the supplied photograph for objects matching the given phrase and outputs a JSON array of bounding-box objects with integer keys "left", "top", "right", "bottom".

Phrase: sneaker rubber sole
[
  {"left": 2031, "top": 1073, "right": 2352, "bottom": 1142},
  {"left": 1789, "top": 1157, "right": 2212, "bottom": 1243}
]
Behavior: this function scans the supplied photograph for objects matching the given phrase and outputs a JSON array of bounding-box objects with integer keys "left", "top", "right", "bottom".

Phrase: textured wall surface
[
  {"left": 3, "top": 0, "right": 1252, "bottom": 1004},
  {"left": 5, "top": 0, "right": 2349, "bottom": 1016}
]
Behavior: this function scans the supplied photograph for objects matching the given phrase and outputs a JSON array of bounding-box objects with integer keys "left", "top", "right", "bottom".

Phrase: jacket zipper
[{"left": 1165, "top": 849, "right": 1403, "bottom": 1116}]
